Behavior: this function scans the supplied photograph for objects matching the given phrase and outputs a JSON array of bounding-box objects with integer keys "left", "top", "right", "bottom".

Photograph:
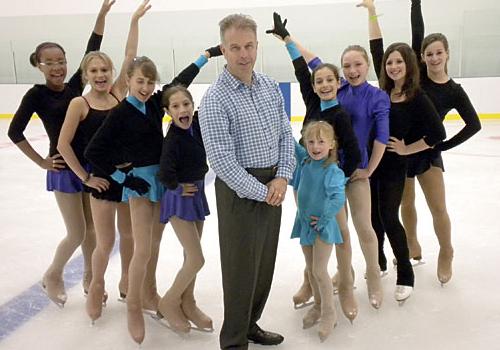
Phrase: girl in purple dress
[
  {"left": 7, "top": 0, "right": 113, "bottom": 307},
  {"left": 156, "top": 85, "right": 212, "bottom": 333}
]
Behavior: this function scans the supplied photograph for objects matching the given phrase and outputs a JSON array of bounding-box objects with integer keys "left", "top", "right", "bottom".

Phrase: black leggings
[{"left": 370, "top": 176, "right": 414, "bottom": 287}]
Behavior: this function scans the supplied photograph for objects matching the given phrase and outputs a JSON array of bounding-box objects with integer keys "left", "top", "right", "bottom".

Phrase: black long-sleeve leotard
[
  {"left": 84, "top": 63, "right": 201, "bottom": 176},
  {"left": 293, "top": 56, "right": 361, "bottom": 177},
  {"left": 370, "top": 38, "right": 446, "bottom": 181},
  {"left": 158, "top": 113, "right": 208, "bottom": 191},
  {"left": 411, "top": 0, "right": 481, "bottom": 152},
  {"left": 8, "top": 32, "right": 103, "bottom": 165}
]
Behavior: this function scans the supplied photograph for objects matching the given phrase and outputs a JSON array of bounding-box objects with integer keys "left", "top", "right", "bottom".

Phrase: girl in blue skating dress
[{"left": 291, "top": 121, "right": 346, "bottom": 342}]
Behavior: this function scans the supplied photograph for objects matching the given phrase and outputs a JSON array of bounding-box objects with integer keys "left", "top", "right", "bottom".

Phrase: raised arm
[
  {"left": 112, "top": 0, "right": 151, "bottom": 100},
  {"left": 359, "top": 0, "right": 384, "bottom": 80},
  {"left": 93, "top": 0, "right": 115, "bottom": 36},
  {"left": 266, "top": 12, "right": 318, "bottom": 64},
  {"left": 357, "top": 0, "right": 382, "bottom": 40},
  {"left": 266, "top": 13, "right": 319, "bottom": 111},
  {"left": 68, "top": 0, "right": 114, "bottom": 92},
  {"left": 167, "top": 44, "right": 222, "bottom": 90},
  {"left": 151, "top": 44, "right": 223, "bottom": 107},
  {"left": 410, "top": 0, "right": 424, "bottom": 57}
]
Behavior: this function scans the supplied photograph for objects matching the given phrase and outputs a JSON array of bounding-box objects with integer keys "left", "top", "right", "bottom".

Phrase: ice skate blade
[
  {"left": 397, "top": 295, "right": 412, "bottom": 306},
  {"left": 365, "top": 271, "right": 387, "bottom": 278},
  {"left": 393, "top": 258, "right": 425, "bottom": 268},
  {"left": 294, "top": 300, "right": 314, "bottom": 310},
  {"left": 189, "top": 324, "right": 215, "bottom": 333},
  {"left": 151, "top": 312, "right": 190, "bottom": 335},
  {"left": 142, "top": 308, "right": 157, "bottom": 316},
  {"left": 333, "top": 285, "right": 356, "bottom": 295},
  {"left": 302, "top": 319, "right": 319, "bottom": 329},
  {"left": 40, "top": 282, "right": 66, "bottom": 309},
  {"left": 394, "top": 285, "right": 413, "bottom": 305},
  {"left": 440, "top": 280, "right": 449, "bottom": 288}
]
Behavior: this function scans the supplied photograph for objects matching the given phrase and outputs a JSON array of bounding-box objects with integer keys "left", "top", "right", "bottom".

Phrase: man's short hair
[{"left": 219, "top": 14, "right": 257, "bottom": 43}]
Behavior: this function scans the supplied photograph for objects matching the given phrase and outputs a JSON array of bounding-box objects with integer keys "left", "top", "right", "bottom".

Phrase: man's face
[{"left": 221, "top": 27, "right": 258, "bottom": 80}]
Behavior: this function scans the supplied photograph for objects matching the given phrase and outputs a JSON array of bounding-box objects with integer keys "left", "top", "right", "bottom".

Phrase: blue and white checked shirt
[{"left": 199, "top": 68, "right": 295, "bottom": 202}]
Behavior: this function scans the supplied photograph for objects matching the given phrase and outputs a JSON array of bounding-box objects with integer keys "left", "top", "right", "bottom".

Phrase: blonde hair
[
  {"left": 80, "top": 51, "right": 114, "bottom": 84},
  {"left": 302, "top": 121, "right": 338, "bottom": 167}
]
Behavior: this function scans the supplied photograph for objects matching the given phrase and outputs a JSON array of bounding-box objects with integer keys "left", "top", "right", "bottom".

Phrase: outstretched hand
[
  {"left": 133, "top": 0, "right": 152, "bottom": 20},
  {"left": 205, "top": 45, "right": 223, "bottom": 58},
  {"left": 99, "top": 0, "right": 116, "bottom": 15},
  {"left": 265, "top": 12, "right": 290, "bottom": 41},
  {"left": 356, "top": 0, "right": 375, "bottom": 9}
]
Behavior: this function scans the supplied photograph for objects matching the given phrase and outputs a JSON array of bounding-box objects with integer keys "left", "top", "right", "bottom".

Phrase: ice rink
[{"left": 1, "top": 119, "right": 499, "bottom": 350}]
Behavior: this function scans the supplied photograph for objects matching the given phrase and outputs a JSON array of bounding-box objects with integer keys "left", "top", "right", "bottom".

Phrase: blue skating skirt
[
  {"left": 159, "top": 179, "right": 210, "bottom": 223},
  {"left": 122, "top": 164, "right": 164, "bottom": 203},
  {"left": 46, "top": 168, "right": 84, "bottom": 193}
]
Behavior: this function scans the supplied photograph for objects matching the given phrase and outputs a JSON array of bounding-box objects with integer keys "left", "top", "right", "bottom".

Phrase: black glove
[
  {"left": 265, "top": 12, "right": 289, "bottom": 40},
  {"left": 123, "top": 175, "right": 150, "bottom": 195},
  {"left": 205, "top": 45, "right": 222, "bottom": 58}
]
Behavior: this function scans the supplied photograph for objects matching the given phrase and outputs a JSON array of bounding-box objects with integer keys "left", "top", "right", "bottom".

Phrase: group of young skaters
[{"left": 7, "top": 0, "right": 480, "bottom": 347}]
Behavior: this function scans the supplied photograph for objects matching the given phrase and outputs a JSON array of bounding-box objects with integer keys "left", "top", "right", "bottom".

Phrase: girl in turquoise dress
[{"left": 291, "top": 121, "right": 346, "bottom": 342}]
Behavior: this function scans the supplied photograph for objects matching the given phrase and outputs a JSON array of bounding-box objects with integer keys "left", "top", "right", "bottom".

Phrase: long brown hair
[{"left": 379, "top": 42, "right": 420, "bottom": 101}]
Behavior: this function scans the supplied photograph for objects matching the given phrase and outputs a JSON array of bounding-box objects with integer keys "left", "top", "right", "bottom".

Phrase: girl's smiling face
[
  {"left": 306, "top": 134, "right": 334, "bottom": 161},
  {"left": 127, "top": 68, "right": 156, "bottom": 103}
]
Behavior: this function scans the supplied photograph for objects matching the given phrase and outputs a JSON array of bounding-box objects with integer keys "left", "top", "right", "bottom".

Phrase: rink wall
[{"left": 1, "top": 77, "right": 499, "bottom": 121}]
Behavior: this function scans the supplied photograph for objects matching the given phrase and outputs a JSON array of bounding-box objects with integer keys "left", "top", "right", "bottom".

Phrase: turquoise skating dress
[{"left": 291, "top": 142, "right": 346, "bottom": 246}]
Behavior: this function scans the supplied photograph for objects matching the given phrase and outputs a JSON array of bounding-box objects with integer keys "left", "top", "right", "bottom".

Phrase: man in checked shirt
[{"left": 199, "top": 13, "right": 295, "bottom": 350}]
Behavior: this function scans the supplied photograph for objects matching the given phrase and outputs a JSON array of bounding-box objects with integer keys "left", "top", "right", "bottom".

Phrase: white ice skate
[{"left": 394, "top": 285, "right": 413, "bottom": 305}]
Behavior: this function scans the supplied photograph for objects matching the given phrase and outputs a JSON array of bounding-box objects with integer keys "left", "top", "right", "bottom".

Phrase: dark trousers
[
  {"left": 215, "top": 168, "right": 282, "bottom": 350},
  {"left": 370, "top": 176, "right": 415, "bottom": 287}
]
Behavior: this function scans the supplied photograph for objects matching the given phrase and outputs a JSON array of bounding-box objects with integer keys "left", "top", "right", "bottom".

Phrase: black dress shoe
[{"left": 247, "top": 326, "right": 284, "bottom": 346}]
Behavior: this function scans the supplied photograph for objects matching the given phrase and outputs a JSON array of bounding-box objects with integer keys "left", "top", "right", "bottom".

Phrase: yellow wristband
[{"left": 370, "top": 13, "right": 382, "bottom": 21}]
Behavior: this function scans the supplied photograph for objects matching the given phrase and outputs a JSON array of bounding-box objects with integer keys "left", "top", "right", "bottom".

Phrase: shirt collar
[
  {"left": 320, "top": 99, "right": 339, "bottom": 111},
  {"left": 126, "top": 95, "right": 146, "bottom": 115},
  {"left": 221, "top": 67, "right": 259, "bottom": 90},
  {"left": 350, "top": 80, "right": 369, "bottom": 94}
]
